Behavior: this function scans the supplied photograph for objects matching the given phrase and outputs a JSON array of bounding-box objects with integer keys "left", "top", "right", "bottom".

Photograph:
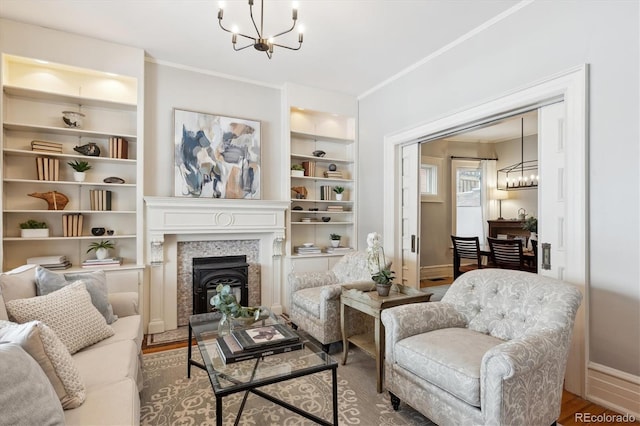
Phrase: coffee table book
[
  {"left": 216, "top": 334, "right": 304, "bottom": 364},
  {"left": 231, "top": 323, "right": 300, "bottom": 350}
]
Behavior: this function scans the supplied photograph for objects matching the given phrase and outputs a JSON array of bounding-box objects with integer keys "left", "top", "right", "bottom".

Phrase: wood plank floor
[{"left": 142, "top": 337, "right": 638, "bottom": 424}]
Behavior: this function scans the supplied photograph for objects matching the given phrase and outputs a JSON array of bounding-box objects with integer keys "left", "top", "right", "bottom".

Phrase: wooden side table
[{"left": 340, "top": 282, "right": 432, "bottom": 393}]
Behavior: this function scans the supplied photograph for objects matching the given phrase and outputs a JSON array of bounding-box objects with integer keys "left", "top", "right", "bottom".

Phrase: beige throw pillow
[
  {"left": 0, "top": 320, "right": 86, "bottom": 409},
  {"left": 5, "top": 281, "right": 114, "bottom": 354}
]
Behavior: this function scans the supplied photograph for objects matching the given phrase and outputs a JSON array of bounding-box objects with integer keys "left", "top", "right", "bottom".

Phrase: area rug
[{"left": 141, "top": 345, "right": 435, "bottom": 425}]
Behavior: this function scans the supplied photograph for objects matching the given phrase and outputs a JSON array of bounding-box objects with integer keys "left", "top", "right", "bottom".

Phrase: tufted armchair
[
  {"left": 289, "top": 251, "right": 373, "bottom": 351},
  {"left": 381, "top": 269, "right": 582, "bottom": 426}
]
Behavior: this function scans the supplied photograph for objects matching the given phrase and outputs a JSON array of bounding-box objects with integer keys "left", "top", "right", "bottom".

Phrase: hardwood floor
[{"left": 142, "top": 338, "right": 637, "bottom": 424}]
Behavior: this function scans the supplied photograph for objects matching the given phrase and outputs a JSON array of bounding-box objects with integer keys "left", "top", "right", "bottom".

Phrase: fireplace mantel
[{"left": 144, "top": 197, "right": 289, "bottom": 334}]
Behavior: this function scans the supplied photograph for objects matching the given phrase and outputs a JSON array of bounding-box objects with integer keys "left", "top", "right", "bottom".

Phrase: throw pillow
[
  {"left": 0, "top": 264, "right": 38, "bottom": 304},
  {"left": 5, "top": 281, "right": 115, "bottom": 354},
  {"left": 0, "top": 320, "right": 86, "bottom": 409},
  {"left": 0, "top": 341, "right": 65, "bottom": 425},
  {"left": 35, "top": 266, "right": 117, "bottom": 324}
]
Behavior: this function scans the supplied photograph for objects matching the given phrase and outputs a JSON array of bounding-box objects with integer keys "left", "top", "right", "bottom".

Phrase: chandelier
[{"left": 217, "top": 0, "right": 304, "bottom": 59}]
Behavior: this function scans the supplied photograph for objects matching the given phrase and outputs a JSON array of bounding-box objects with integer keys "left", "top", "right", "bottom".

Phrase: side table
[{"left": 340, "top": 282, "right": 432, "bottom": 393}]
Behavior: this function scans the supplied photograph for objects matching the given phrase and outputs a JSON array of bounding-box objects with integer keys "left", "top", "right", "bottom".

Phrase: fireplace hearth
[{"left": 192, "top": 255, "right": 249, "bottom": 315}]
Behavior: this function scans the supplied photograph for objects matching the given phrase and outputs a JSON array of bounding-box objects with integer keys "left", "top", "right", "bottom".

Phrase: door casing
[{"left": 382, "top": 65, "right": 588, "bottom": 395}]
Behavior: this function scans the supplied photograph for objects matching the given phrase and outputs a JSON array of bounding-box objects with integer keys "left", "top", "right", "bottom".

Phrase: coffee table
[
  {"left": 340, "top": 283, "right": 432, "bottom": 393},
  {"left": 188, "top": 312, "right": 338, "bottom": 426}
]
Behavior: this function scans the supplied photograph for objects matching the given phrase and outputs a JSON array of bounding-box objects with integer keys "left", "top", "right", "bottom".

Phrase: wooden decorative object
[
  {"left": 291, "top": 186, "right": 308, "bottom": 199},
  {"left": 28, "top": 191, "right": 69, "bottom": 210}
]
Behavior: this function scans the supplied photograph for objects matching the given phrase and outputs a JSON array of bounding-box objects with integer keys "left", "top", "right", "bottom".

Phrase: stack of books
[
  {"left": 31, "top": 140, "right": 63, "bottom": 154},
  {"left": 301, "top": 161, "right": 315, "bottom": 177},
  {"left": 89, "top": 190, "right": 112, "bottom": 211},
  {"left": 323, "top": 170, "right": 343, "bottom": 179},
  {"left": 82, "top": 257, "right": 123, "bottom": 268},
  {"left": 325, "top": 246, "right": 353, "bottom": 254},
  {"left": 27, "top": 255, "right": 71, "bottom": 270},
  {"left": 326, "top": 205, "right": 344, "bottom": 212},
  {"left": 295, "top": 245, "right": 322, "bottom": 255},
  {"left": 62, "top": 214, "right": 84, "bottom": 237},
  {"left": 35, "top": 157, "right": 60, "bottom": 181},
  {"left": 319, "top": 185, "right": 332, "bottom": 200},
  {"left": 108, "top": 137, "right": 128, "bottom": 159},
  {"left": 216, "top": 323, "right": 303, "bottom": 364}
]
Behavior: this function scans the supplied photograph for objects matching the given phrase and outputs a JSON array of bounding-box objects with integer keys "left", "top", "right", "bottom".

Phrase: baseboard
[
  {"left": 420, "top": 265, "right": 451, "bottom": 280},
  {"left": 586, "top": 362, "right": 640, "bottom": 418}
]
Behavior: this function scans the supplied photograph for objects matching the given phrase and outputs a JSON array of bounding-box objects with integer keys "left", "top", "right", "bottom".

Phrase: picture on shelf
[{"left": 174, "top": 109, "right": 261, "bottom": 199}]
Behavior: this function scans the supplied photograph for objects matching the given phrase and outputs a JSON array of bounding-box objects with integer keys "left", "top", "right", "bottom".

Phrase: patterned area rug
[{"left": 141, "top": 345, "right": 435, "bottom": 425}]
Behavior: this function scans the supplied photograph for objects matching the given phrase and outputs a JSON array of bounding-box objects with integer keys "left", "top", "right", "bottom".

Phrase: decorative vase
[
  {"left": 335, "top": 193, "right": 343, "bottom": 201},
  {"left": 218, "top": 313, "right": 232, "bottom": 336},
  {"left": 73, "top": 171, "right": 86, "bottom": 182},
  {"left": 376, "top": 284, "right": 392, "bottom": 297},
  {"left": 331, "top": 239, "right": 340, "bottom": 248},
  {"left": 95, "top": 247, "right": 109, "bottom": 260}
]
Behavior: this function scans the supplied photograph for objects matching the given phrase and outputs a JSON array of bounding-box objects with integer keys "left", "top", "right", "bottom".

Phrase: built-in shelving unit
[
  {"left": 288, "top": 107, "right": 357, "bottom": 261},
  {"left": 1, "top": 54, "right": 142, "bottom": 272}
]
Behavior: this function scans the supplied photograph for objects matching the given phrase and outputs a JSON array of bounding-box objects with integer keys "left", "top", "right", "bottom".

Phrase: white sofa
[{"left": 0, "top": 264, "right": 143, "bottom": 425}]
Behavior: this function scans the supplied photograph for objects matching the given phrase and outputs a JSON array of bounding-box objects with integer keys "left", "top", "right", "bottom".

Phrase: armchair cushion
[
  {"left": 396, "top": 328, "right": 504, "bottom": 407},
  {"left": 291, "top": 283, "right": 343, "bottom": 319}
]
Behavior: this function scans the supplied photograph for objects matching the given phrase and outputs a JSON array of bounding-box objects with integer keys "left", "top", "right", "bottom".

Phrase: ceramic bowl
[
  {"left": 62, "top": 111, "right": 85, "bottom": 128},
  {"left": 91, "top": 227, "right": 106, "bottom": 236},
  {"left": 322, "top": 217, "right": 331, "bottom": 222},
  {"left": 302, "top": 242, "right": 314, "bottom": 247}
]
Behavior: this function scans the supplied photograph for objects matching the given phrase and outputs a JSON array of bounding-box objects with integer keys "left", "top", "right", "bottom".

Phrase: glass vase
[{"left": 218, "top": 313, "right": 232, "bottom": 336}]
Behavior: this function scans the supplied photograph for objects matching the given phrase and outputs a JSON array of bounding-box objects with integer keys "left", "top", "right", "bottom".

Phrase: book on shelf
[
  {"left": 82, "top": 257, "right": 123, "bottom": 268},
  {"left": 295, "top": 246, "right": 322, "bottom": 254},
  {"left": 62, "top": 214, "right": 83, "bottom": 237},
  {"left": 36, "top": 157, "right": 60, "bottom": 181},
  {"left": 31, "top": 140, "right": 63, "bottom": 153},
  {"left": 109, "top": 137, "right": 129, "bottom": 159},
  {"left": 301, "top": 160, "right": 315, "bottom": 177},
  {"left": 325, "top": 246, "right": 353, "bottom": 254},
  {"left": 27, "top": 255, "right": 68, "bottom": 265},
  {"left": 231, "top": 323, "right": 301, "bottom": 350},
  {"left": 42, "top": 261, "right": 72, "bottom": 270},
  {"left": 216, "top": 333, "right": 304, "bottom": 364},
  {"left": 90, "top": 190, "right": 112, "bottom": 211},
  {"left": 323, "top": 171, "right": 343, "bottom": 178}
]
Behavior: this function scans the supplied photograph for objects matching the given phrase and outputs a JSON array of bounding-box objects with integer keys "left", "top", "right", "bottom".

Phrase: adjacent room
[{"left": 0, "top": 1, "right": 638, "bottom": 425}]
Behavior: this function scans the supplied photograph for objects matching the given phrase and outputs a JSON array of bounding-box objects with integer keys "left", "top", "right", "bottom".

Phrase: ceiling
[
  {"left": 0, "top": 0, "right": 521, "bottom": 97},
  {"left": 444, "top": 110, "right": 538, "bottom": 143}
]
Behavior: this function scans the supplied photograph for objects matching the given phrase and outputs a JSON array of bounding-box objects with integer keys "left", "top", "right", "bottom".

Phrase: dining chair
[
  {"left": 487, "top": 237, "right": 536, "bottom": 272},
  {"left": 450, "top": 235, "right": 482, "bottom": 279}
]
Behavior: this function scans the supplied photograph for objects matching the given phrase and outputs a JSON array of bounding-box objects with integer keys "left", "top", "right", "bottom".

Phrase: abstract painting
[{"left": 174, "top": 109, "right": 260, "bottom": 199}]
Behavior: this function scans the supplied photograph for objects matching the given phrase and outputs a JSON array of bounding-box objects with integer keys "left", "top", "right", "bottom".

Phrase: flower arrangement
[
  {"left": 367, "top": 232, "right": 395, "bottom": 287},
  {"left": 211, "top": 284, "right": 261, "bottom": 319}
]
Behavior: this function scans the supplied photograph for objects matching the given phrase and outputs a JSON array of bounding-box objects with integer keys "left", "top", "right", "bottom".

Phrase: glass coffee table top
[{"left": 189, "top": 312, "right": 337, "bottom": 396}]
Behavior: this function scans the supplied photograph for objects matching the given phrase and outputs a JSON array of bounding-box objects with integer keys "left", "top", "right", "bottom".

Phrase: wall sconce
[{"left": 150, "top": 240, "right": 163, "bottom": 265}]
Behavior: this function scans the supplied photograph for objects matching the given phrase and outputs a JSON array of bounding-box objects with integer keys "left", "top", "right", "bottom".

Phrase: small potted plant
[
  {"left": 333, "top": 186, "right": 345, "bottom": 201},
  {"left": 68, "top": 160, "right": 92, "bottom": 182},
  {"left": 367, "top": 232, "right": 395, "bottom": 296},
  {"left": 87, "top": 240, "right": 115, "bottom": 260},
  {"left": 330, "top": 233, "right": 341, "bottom": 248},
  {"left": 19, "top": 219, "right": 49, "bottom": 238},
  {"left": 291, "top": 164, "right": 305, "bottom": 177}
]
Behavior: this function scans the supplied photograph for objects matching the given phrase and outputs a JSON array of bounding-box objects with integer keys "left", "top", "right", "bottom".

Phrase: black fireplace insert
[{"left": 192, "top": 255, "right": 249, "bottom": 315}]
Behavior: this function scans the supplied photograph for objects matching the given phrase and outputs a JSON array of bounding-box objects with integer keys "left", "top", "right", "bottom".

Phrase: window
[
  {"left": 451, "top": 159, "right": 486, "bottom": 240},
  {"left": 420, "top": 156, "right": 444, "bottom": 202}
]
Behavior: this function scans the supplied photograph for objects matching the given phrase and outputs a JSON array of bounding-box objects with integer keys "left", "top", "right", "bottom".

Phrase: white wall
[
  {"left": 144, "top": 62, "right": 282, "bottom": 199},
  {"left": 359, "top": 0, "right": 639, "bottom": 377}
]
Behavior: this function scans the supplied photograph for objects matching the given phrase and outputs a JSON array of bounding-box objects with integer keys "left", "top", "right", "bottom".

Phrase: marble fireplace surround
[{"left": 144, "top": 197, "right": 288, "bottom": 334}]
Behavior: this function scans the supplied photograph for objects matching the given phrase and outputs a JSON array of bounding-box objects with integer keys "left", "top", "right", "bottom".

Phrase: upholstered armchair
[
  {"left": 381, "top": 269, "right": 582, "bottom": 426},
  {"left": 289, "top": 251, "right": 373, "bottom": 351}
]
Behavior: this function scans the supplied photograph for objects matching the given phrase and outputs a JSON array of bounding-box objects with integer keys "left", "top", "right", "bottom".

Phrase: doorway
[{"left": 382, "top": 65, "right": 588, "bottom": 395}]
